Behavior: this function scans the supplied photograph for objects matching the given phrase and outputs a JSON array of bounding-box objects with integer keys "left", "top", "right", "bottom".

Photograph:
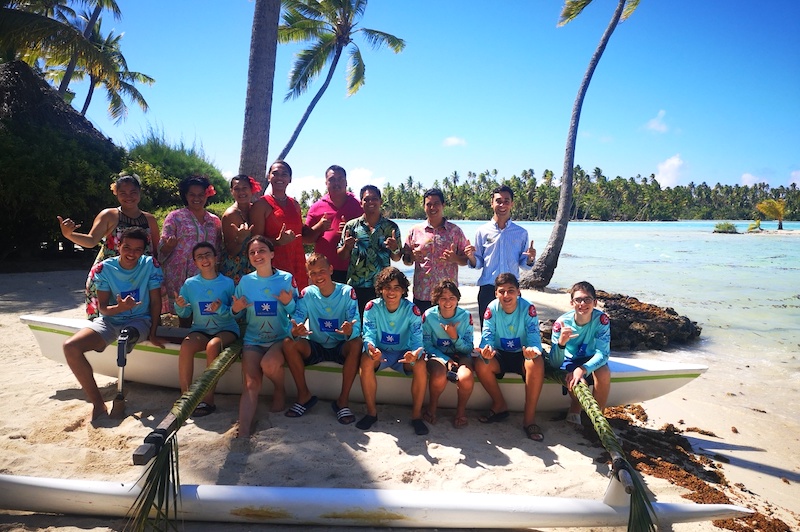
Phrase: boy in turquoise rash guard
[
  {"left": 474, "top": 273, "right": 546, "bottom": 442},
  {"left": 356, "top": 267, "right": 428, "bottom": 435},
  {"left": 549, "top": 281, "right": 611, "bottom": 427},
  {"left": 232, "top": 236, "right": 297, "bottom": 438},
  {"left": 174, "top": 242, "right": 239, "bottom": 418},
  {"left": 62, "top": 227, "right": 164, "bottom": 421},
  {"left": 283, "top": 253, "right": 363, "bottom": 424},
  {"left": 422, "top": 280, "right": 476, "bottom": 429}
]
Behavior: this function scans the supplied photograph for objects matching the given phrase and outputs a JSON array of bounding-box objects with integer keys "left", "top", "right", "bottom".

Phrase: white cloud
[
  {"left": 292, "top": 173, "right": 326, "bottom": 195},
  {"left": 741, "top": 173, "right": 760, "bottom": 186},
  {"left": 348, "top": 167, "right": 387, "bottom": 194},
  {"left": 790, "top": 170, "right": 800, "bottom": 186},
  {"left": 655, "top": 154, "right": 683, "bottom": 187},
  {"left": 442, "top": 136, "right": 466, "bottom": 147},
  {"left": 222, "top": 169, "right": 237, "bottom": 179},
  {"left": 645, "top": 110, "right": 668, "bottom": 133}
]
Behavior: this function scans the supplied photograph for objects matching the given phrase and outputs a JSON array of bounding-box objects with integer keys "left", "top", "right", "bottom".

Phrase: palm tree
[
  {"left": 74, "top": 18, "right": 153, "bottom": 124},
  {"left": 756, "top": 198, "right": 786, "bottom": 230},
  {"left": 275, "top": 0, "right": 405, "bottom": 160},
  {"left": 239, "top": 0, "right": 280, "bottom": 185},
  {"left": 0, "top": 2, "right": 115, "bottom": 75},
  {"left": 57, "top": 0, "right": 121, "bottom": 96},
  {"left": 524, "top": 0, "right": 640, "bottom": 288}
]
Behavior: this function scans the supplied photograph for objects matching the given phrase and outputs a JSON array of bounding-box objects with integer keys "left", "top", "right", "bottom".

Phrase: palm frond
[
  {"left": 346, "top": 45, "right": 364, "bottom": 96},
  {"left": 357, "top": 28, "right": 405, "bottom": 53},
  {"left": 558, "top": 0, "right": 594, "bottom": 26},
  {"left": 285, "top": 32, "right": 337, "bottom": 100},
  {"left": 127, "top": 340, "right": 242, "bottom": 532},
  {"left": 621, "top": 0, "right": 641, "bottom": 21},
  {"left": 278, "top": 10, "right": 329, "bottom": 43},
  {"left": 545, "top": 368, "right": 657, "bottom": 531}
]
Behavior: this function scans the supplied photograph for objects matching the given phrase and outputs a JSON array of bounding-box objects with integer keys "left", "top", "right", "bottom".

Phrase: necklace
[{"left": 271, "top": 194, "right": 288, "bottom": 204}]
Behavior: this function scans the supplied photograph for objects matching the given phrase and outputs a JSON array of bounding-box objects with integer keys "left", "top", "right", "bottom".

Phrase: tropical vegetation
[
  {"left": 275, "top": 0, "right": 405, "bottom": 159},
  {"left": 755, "top": 198, "right": 786, "bottom": 230}
]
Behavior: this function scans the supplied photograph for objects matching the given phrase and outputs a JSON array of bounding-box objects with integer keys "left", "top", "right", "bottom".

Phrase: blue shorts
[
  {"left": 377, "top": 349, "right": 413, "bottom": 375},
  {"left": 86, "top": 316, "right": 151, "bottom": 348},
  {"left": 306, "top": 341, "right": 347, "bottom": 366},
  {"left": 560, "top": 355, "right": 595, "bottom": 386}
]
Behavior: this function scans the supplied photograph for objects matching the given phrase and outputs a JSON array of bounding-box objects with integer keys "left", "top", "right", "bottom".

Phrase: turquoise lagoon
[{"left": 394, "top": 219, "right": 800, "bottom": 424}]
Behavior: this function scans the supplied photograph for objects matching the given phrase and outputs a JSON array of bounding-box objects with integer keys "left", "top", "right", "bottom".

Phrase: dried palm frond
[
  {"left": 545, "top": 368, "right": 657, "bottom": 532},
  {"left": 126, "top": 340, "right": 243, "bottom": 532}
]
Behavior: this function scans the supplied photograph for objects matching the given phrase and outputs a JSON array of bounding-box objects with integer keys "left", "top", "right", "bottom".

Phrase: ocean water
[{"left": 394, "top": 219, "right": 800, "bottom": 423}]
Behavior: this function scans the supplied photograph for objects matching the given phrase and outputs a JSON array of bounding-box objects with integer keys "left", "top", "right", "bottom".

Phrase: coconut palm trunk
[
  {"left": 524, "top": 0, "right": 629, "bottom": 288},
  {"left": 57, "top": 5, "right": 101, "bottom": 95},
  {"left": 239, "top": 0, "right": 280, "bottom": 186},
  {"left": 276, "top": 47, "right": 343, "bottom": 161}
]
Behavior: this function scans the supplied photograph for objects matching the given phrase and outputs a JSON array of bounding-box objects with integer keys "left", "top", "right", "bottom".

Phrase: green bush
[{"left": 713, "top": 222, "right": 739, "bottom": 234}]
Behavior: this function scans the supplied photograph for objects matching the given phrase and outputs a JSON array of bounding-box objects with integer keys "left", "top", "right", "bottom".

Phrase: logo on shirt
[
  {"left": 468, "top": 314, "right": 474, "bottom": 326},
  {"left": 120, "top": 288, "right": 139, "bottom": 301},
  {"left": 553, "top": 321, "right": 562, "bottom": 333},
  {"left": 412, "top": 305, "right": 421, "bottom": 316},
  {"left": 317, "top": 317, "right": 339, "bottom": 333},
  {"left": 365, "top": 301, "right": 374, "bottom": 311},
  {"left": 528, "top": 304, "right": 537, "bottom": 317},
  {"left": 199, "top": 301, "right": 216, "bottom": 315},
  {"left": 436, "top": 338, "right": 453, "bottom": 349},
  {"left": 381, "top": 331, "right": 400, "bottom": 345},
  {"left": 600, "top": 313, "right": 610, "bottom": 325},
  {"left": 350, "top": 288, "right": 357, "bottom": 300},
  {"left": 254, "top": 300, "right": 277, "bottom": 316},
  {"left": 299, "top": 288, "right": 308, "bottom": 299},
  {"left": 500, "top": 337, "right": 522, "bottom": 351},
  {"left": 483, "top": 308, "right": 492, "bottom": 320}
]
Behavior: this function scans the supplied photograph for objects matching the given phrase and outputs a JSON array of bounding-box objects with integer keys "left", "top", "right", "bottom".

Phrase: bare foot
[
  {"left": 423, "top": 410, "right": 437, "bottom": 425},
  {"left": 453, "top": 415, "right": 468, "bottom": 428},
  {"left": 269, "top": 394, "right": 285, "bottom": 413},
  {"left": 91, "top": 403, "right": 108, "bottom": 422}
]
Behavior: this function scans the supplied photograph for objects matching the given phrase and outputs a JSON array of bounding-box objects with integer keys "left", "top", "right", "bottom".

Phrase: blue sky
[{"left": 70, "top": 1, "right": 800, "bottom": 197}]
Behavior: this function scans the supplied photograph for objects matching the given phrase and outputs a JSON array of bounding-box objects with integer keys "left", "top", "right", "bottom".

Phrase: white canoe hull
[
  {"left": 21, "top": 314, "right": 707, "bottom": 412},
  {"left": 0, "top": 473, "right": 751, "bottom": 527}
]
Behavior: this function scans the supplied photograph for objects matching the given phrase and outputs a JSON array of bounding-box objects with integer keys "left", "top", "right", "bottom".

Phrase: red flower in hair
[
  {"left": 205, "top": 185, "right": 216, "bottom": 198},
  {"left": 248, "top": 176, "right": 262, "bottom": 194}
]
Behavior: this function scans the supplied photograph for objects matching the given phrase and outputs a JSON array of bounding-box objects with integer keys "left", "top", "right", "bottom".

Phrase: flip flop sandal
[
  {"left": 411, "top": 418, "right": 429, "bottom": 436},
  {"left": 285, "top": 396, "right": 318, "bottom": 418},
  {"left": 192, "top": 402, "right": 216, "bottom": 418},
  {"left": 331, "top": 401, "right": 355, "bottom": 425},
  {"left": 525, "top": 423, "right": 544, "bottom": 442},
  {"left": 478, "top": 409, "right": 509, "bottom": 424},
  {"left": 356, "top": 414, "right": 378, "bottom": 430}
]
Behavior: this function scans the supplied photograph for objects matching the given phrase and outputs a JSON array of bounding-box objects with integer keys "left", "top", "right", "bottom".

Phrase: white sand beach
[{"left": 0, "top": 270, "right": 797, "bottom": 531}]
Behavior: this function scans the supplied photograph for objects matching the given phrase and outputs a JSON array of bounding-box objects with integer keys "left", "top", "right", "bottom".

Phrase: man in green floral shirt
[{"left": 337, "top": 185, "right": 402, "bottom": 313}]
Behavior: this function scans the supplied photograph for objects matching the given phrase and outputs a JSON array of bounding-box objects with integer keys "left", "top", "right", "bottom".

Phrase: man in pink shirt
[
  {"left": 401, "top": 188, "right": 469, "bottom": 314},
  {"left": 305, "top": 165, "right": 364, "bottom": 283}
]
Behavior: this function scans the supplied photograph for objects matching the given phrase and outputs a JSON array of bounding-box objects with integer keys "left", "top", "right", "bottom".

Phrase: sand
[{"left": 0, "top": 270, "right": 797, "bottom": 531}]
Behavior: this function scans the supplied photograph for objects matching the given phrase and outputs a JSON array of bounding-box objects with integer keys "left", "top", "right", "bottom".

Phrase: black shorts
[
  {"left": 305, "top": 341, "right": 347, "bottom": 366},
  {"left": 494, "top": 349, "right": 526, "bottom": 380}
]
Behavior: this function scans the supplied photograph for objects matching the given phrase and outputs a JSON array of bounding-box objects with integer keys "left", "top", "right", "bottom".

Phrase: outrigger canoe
[
  {"left": 0, "top": 472, "right": 751, "bottom": 527},
  {"left": 21, "top": 314, "right": 706, "bottom": 412}
]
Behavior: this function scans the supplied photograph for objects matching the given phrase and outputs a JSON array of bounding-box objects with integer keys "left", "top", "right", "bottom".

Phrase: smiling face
[
  {"left": 424, "top": 194, "right": 444, "bottom": 226},
  {"left": 248, "top": 240, "right": 274, "bottom": 272},
  {"left": 491, "top": 191, "right": 513, "bottom": 221},
  {"left": 436, "top": 288, "right": 459, "bottom": 318},
  {"left": 268, "top": 162, "right": 292, "bottom": 194},
  {"left": 114, "top": 181, "right": 141, "bottom": 211},
  {"left": 185, "top": 184, "right": 208, "bottom": 213},
  {"left": 361, "top": 189, "right": 382, "bottom": 216},
  {"left": 570, "top": 289, "right": 597, "bottom": 324},
  {"left": 306, "top": 259, "right": 334, "bottom": 292},
  {"left": 380, "top": 280, "right": 405, "bottom": 311},
  {"left": 193, "top": 245, "right": 217, "bottom": 276},
  {"left": 325, "top": 168, "right": 347, "bottom": 197},
  {"left": 495, "top": 282, "right": 520, "bottom": 314},
  {"left": 117, "top": 237, "right": 146, "bottom": 269},
  {"left": 230, "top": 178, "right": 253, "bottom": 206}
]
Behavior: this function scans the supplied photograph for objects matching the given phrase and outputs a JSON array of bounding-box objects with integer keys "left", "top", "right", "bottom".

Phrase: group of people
[{"left": 57, "top": 164, "right": 611, "bottom": 442}]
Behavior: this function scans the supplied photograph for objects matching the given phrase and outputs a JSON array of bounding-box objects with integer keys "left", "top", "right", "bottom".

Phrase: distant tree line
[{"left": 299, "top": 166, "right": 800, "bottom": 223}]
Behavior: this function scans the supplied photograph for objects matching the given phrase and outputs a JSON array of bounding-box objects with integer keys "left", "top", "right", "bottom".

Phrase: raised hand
[
  {"left": 441, "top": 243, "right": 460, "bottom": 263},
  {"left": 231, "top": 221, "right": 251, "bottom": 241},
  {"left": 290, "top": 319, "right": 310, "bottom": 338},
  {"left": 400, "top": 347, "right": 425, "bottom": 364},
  {"left": 337, "top": 215, "right": 347, "bottom": 233},
  {"left": 558, "top": 324, "right": 577, "bottom": 347},
  {"left": 174, "top": 292, "right": 188, "bottom": 308},
  {"left": 335, "top": 319, "right": 357, "bottom": 337},
  {"left": 440, "top": 321, "right": 459, "bottom": 340},
  {"left": 161, "top": 235, "right": 178, "bottom": 255},
  {"left": 367, "top": 343, "right": 382, "bottom": 361},
  {"left": 115, "top": 294, "right": 140, "bottom": 312},
  {"left": 384, "top": 229, "right": 399, "bottom": 252},
  {"left": 342, "top": 228, "right": 356, "bottom": 250},
  {"left": 524, "top": 239, "right": 536, "bottom": 264},
  {"left": 231, "top": 295, "right": 251, "bottom": 313},
  {"left": 464, "top": 240, "right": 475, "bottom": 261},
  {"left": 276, "top": 223, "right": 297, "bottom": 245},
  {"left": 277, "top": 289, "right": 294, "bottom": 305},
  {"left": 478, "top": 344, "right": 495, "bottom": 362},
  {"left": 206, "top": 299, "right": 222, "bottom": 313},
  {"left": 315, "top": 213, "right": 332, "bottom": 232},
  {"left": 522, "top": 346, "right": 541, "bottom": 361},
  {"left": 57, "top": 216, "right": 81, "bottom": 238}
]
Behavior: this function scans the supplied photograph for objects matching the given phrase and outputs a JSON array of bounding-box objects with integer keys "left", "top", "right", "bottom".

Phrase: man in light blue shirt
[{"left": 466, "top": 185, "right": 536, "bottom": 326}]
